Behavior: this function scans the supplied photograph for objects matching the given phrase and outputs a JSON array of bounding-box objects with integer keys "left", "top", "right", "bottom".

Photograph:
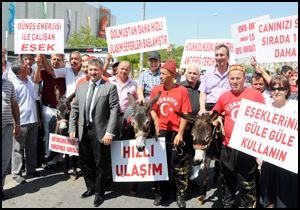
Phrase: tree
[
  {"left": 67, "top": 26, "right": 107, "bottom": 48},
  {"left": 117, "top": 45, "right": 185, "bottom": 79}
]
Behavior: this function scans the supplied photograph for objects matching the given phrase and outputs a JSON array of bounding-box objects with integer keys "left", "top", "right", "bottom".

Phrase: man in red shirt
[
  {"left": 150, "top": 59, "right": 192, "bottom": 208},
  {"left": 213, "top": 64, "right": 265, "bottom": 208}
]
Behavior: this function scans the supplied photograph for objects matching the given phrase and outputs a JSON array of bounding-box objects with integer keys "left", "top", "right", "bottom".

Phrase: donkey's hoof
[
  {"left": 129, "top": 190, "right": 137, "bottom": 197},
  {"left": 197, "top": 196, "right": 205, "bottom": 205}
]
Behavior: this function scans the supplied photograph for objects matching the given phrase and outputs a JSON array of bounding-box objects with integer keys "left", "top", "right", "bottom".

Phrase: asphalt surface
[{"left": 2, "top": 161, "right": 222, "bottom": 208}]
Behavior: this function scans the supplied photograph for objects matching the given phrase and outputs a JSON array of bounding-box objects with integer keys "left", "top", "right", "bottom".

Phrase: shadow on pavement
[{"left": 5, "top": 173, "right": 70, "bottom": 200}]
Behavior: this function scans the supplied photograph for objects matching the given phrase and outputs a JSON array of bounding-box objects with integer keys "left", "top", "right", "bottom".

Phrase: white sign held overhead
[
  {"left": 231, "top": 15, "right": 270, "bottom": 59},
  {"left": 180, "top": 39, "right": 235, "bottom": 70},
  {"left": 14, "top": 19, "right": 64, "bottom": 54},
  {"left": 255, "top": 15, "right": 298, "bottom": 63},
  {"left": 229, "top": 99, "right": 298, "bottom": 174},
  {"left": 106, "top": 17, "right": 169, "bottom": 57}
]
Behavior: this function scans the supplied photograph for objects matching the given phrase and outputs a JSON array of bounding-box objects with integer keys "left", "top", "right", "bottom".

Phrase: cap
[
  {"left": 162, "top": 59, "right": 176, "bottom": 75},
  {"left": 112, "top": 61, "right": 120, "bottom": 69},
  {"left": 148, "top": 51, "right": 161, "bottom": 61},
  {"left": 86, "top": 56, "right": 96, "bottom": 61},
  {"left": 229, "top": 64, "right": 245, "bottom": 73}
]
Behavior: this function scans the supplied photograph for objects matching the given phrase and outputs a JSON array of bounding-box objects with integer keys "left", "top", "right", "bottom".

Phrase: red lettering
[
  {"left": 123, "top": 146, "right": 130, "bottom": 158},
  {"left": 275, "top": 48, "right": 297, "bottom": 58},
  {"left": 20, "top": 44, "right": 55, "bottom": 52}
]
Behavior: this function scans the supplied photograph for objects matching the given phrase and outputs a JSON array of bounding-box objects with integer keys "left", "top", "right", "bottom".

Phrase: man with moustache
[
  {"left": 34, "top": 54, "right": 66, "bottom": 167},
  {"left": 150, "top": 59, "right": 192, "bottom": 208},
  {"left": 69, "top": 58, "right": 119, "bottom": 207},
  {"left": 212, "top": 64, "right": 265, "bottom": 208},
  {"left": 43, "top": 51, "right": 85, "bottom": 98}
]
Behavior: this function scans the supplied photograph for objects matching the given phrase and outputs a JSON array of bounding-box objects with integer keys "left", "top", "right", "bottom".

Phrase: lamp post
[{"left": 139, "top": 2, "right": 145, "bottom": 72}]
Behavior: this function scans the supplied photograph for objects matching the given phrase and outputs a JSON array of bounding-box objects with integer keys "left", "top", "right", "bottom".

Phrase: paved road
[{"left": 2, "top": 162, "right": 222, "bottom": 208}]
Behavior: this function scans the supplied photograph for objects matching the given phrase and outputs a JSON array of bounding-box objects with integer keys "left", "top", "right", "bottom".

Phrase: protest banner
[
  {"left": 14, "top": 19, "right": 64, "bottom": 54},
  {"left": 231, "top": 15, "right": 270, "bottom": 59},
  {"left": 106, "top": 17, "right": 169, "bottom": 57},
  {"left": 111, "top": 137, "right": 169, "bottom": 182},
  {"left": 180, "top": 39, "right": 235, "bottom": 70},
  {"left": 255, "top": 15, "right": 298, "bottom": 63},
  {"left": 49, "top": 133, "right": 79, "bottom": 156},
  {"left": 229, "top": 99, "right": 298, "bottom": 174}
]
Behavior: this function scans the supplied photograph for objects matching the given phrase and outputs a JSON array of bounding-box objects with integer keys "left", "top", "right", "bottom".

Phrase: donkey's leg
[
  {"left": 213, "top": 160, "right": 221, "bottom": 183},
  {"left": 63, "top": 154, "right": 70, "bottom": 176},
  {"left": 197, "top": 159, "right": 210, "bottom": 205},
  {"left": 129, "top": 182, "right": 139, "bottom": 197}
]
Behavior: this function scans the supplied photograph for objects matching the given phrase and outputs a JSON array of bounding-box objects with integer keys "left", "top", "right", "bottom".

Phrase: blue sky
[{"left": 87, "top": 2, "right": 297, "bottom": 47}]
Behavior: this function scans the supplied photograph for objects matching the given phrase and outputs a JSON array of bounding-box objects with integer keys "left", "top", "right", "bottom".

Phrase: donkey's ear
[
  {"left": 209, "top": 110, "right": 219, "bottom": 122},
  {"left": 55, "top": 85, "right": 61, "bottom": 102},
  {"left": 127, "top": 92, "right": 136, "bottom": 108},
  {"left": 67, "top": 92, "right": 76, "bottom": 104},
  {"left": 146, "top": 91, "right": 162, "bottom": 112},
  {"left": 148, "top": 91, "right": 161, "bottom": 107},
  {"left": 175, "top": 111, "right": 196, "bottom": 123}
]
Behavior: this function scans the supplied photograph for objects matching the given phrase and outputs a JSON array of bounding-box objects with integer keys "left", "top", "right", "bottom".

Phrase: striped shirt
[
  {"left": 2, "top": 78, "right": 16, "bottom": 127},
  {"left": 138, "top": 68, "right": 161, "bottom": 100}
]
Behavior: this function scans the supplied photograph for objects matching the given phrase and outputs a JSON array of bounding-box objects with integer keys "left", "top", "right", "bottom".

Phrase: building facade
[{"left": 2, "top": 2, "right": 115, "bottom": 52}]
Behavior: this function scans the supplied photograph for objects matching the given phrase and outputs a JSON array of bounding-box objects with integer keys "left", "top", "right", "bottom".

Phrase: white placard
[
  {"left": 49, "top": 133, "right": 79, "bottom": 156},
  {"left": 255, "top": 15, "right": 298, "bottom": 63},
  {"left": 106, "top": 17, "right": 169, "bottom": 57},
  {"left": 111, "top": 137, "right": 169, "bottom": 182},
  {"left": 231, "top": 15, "right": 270, "bottom": 59},
  {"left": 180, "top": 39, "right": 235, "bottom": 69},
  {"left": 14, "top": 19, "right": 64, "bottom": 54},
  {"left": 229, "top": 99, "right": 298, "bottom": 174}
]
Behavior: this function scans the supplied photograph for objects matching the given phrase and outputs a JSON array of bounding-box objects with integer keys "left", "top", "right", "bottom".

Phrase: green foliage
[
  {"left": 67, "top": 26, "right": 107, "bottom": 48},
  {"left": 244, "top": 64, "right": 254, "bottom": 75},
  {"left": 117, "top": 45, "right": 185, "bottom": 79}
]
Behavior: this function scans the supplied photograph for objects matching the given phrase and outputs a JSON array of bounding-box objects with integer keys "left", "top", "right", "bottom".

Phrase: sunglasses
[{"left": 270, "top": 87, "right": 287, "bottom": 91}]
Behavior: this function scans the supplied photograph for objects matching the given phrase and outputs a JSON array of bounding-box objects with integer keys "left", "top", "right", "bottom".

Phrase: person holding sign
[
  {"left": 69, "top": 58, "right": 119, "bottom": 207},
  {"left": 43, "top": 51, "right": 85, "bottom": 98},
  {"left": 212, "top": 64, "right": 265, "bottom": 208},
  {"left": 137, "top": 51, "right": 161, "bottom": 103},
  {"left": 10, "top": 60, "right": 40, "bottom": 184},
  {"left": 150, "top": 59, "right": 192, "bottom": 208},
  {"left": 260, "top": 75, "right": 298, "bottom": 208}
]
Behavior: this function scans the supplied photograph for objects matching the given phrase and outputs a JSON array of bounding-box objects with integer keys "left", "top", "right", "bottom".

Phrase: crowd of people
[{"left": 2, "top": 45, "right": 298, "bottom": 208}]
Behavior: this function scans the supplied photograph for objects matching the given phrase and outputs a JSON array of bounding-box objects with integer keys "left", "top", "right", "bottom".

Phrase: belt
[{"left": 42, "top": 103, "right": 56, "bottom": 109}]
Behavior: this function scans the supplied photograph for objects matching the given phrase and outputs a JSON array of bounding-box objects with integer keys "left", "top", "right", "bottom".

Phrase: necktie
[{"left": 85, "top": 83, "right": 96, "bottom": 126}]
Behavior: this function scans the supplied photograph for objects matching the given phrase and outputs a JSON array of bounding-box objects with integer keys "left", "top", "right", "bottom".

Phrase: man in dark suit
[{"left": 69, "top": 58, "right": 119, "bottom": 207}]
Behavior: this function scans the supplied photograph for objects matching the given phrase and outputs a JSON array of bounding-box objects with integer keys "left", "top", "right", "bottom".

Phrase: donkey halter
[{"left": 193, "top": 124, "right": 222, "bottom": 150}]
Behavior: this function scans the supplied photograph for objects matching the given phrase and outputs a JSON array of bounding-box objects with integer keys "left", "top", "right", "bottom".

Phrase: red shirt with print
[
  {"left": 150, "top": 84, "right": 192, "bottom": 132},
  {"left": 213, "top": 88, "right": 265, "bottom": 146}
]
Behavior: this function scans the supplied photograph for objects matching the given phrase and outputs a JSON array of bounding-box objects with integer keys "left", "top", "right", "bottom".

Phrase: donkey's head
[
  {"left": 175, "top": 110, "right": 219, "bottom": 165},
  {"left": 127, "top": 91, "right": 161, "bottom": 152},
  {"left": 55, "top": 86, "right": 75, "bottom": 135}
]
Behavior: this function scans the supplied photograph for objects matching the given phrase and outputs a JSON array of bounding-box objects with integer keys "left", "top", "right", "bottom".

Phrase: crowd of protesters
[{"left": 2, "top": 45, "right": 298, "bottom": 208}]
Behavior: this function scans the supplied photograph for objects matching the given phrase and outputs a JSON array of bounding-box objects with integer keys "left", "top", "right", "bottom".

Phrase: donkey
[
  {"left": 125, "top": 91, "right": 162, "bottom": 151},
  {"left": 119, "top": 91, "right": 161, "bottom": 196},
  {"left": 175, "top": 110, "right": 223, "bottom": 205},
  {"left": 54, "top": 86, "right": 79, "bottom": 179}
]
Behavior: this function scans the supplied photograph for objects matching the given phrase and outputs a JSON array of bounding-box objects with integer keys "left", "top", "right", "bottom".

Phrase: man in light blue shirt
[{"left": 137, "top": 51, "right": 161, "bottom": 103}]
